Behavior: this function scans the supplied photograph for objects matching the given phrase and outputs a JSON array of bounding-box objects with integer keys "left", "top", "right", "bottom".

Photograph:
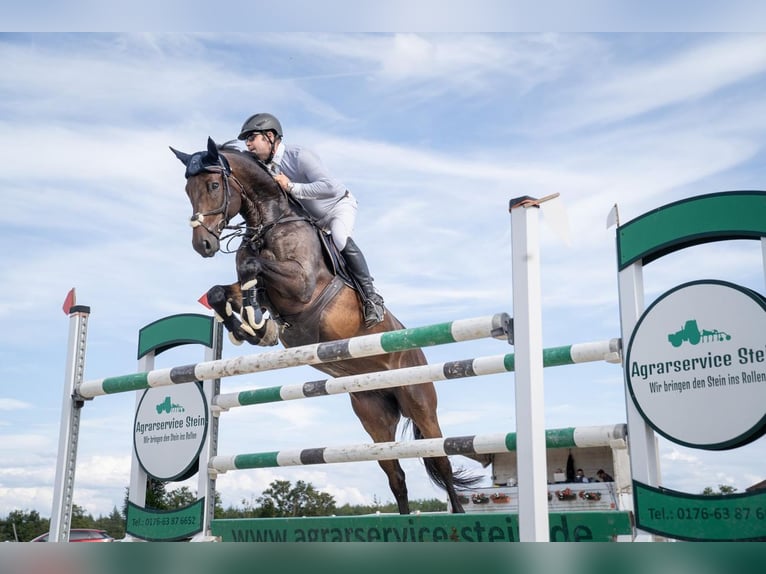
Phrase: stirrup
[{"left": 363, "top": 298, "right": 385, "bottom": 327}]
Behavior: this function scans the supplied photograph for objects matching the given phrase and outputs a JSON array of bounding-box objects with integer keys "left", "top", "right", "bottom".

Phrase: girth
[{"left": 276, "top": 275, "right": 346, "bottom": 345}]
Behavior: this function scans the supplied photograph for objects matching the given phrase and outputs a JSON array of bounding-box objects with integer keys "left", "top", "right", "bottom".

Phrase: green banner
[
  {"left": 616, "top": 191, "right": 766, "bottom": 269},
  {"left": 211, "top": 511, "right": 632, "bottom": 542},
  {"left": 137, "top": 313, "right": 214, "bottom": 359},
  {"left": 126, "top": 499, "right": 205, "bottom": 541},
  {"left": 634, "top": 481, "right": 766, "bottom": 541}
]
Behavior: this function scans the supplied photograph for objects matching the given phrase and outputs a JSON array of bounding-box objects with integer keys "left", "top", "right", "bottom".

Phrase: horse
[{"left": 171, "top": 137, "right": 481, "bottom": 514}]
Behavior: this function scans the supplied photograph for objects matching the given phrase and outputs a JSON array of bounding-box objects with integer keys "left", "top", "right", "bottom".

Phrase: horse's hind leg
[
  {"left": 378, "top": 460, "right": 409, "bottom": 515},
  {"left": 397, "top": 382, "right": 472, "bottom": 513},
  {"left": 349, "top": 391, "right": 410, "bottom": 514}
]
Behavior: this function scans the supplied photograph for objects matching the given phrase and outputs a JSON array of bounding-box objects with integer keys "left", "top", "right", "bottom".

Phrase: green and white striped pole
[
  {"left": 209, "top": 424, "right": 628, "bottom": 474},
  {"left": 77, "top": 313, "right": 511, "bottom": 399},
  {"left": 214, "top": 339, "right": 621, "bottom": 410}
]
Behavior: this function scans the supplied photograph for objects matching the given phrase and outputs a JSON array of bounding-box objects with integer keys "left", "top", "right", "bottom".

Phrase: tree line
[{"left": 0, "top": 479, "right": 447, "bottom": 542}]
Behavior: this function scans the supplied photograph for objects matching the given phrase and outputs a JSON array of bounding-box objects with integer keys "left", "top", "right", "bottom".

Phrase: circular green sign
[
  {"left": 626, "top": 280, "right": 766, "bottom": 450},
  {"left": 133, "top": 382, "right": 208, "bottom": 480}
]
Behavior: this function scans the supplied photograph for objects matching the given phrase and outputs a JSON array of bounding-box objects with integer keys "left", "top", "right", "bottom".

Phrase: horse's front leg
[
  {"left": 206, "top": 282, "right": 278, "bottom": 347},
  {"left": 229, "top": 250, "right": 281, "bottom": 346},
  {"left": 206, "top": 282, "right": 246, "bottom": 341},
  {"left": 239, "top": 250, "right": 316, "bottom": 304}
]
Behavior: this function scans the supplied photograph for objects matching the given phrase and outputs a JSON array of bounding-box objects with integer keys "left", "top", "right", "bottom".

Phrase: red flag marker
[
  {"left": 62, "top": 288, "right": 76, "bottom": 315},
  {"left": 198, "top": 292, "right": 212, "bottom": 310}
]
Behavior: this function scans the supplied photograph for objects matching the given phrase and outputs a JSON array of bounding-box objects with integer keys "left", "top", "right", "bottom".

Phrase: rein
[{"left": 193, "top": 152, "right": 313, "bottom": 255}]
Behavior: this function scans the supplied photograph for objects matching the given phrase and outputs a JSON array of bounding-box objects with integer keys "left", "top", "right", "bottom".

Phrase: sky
[{"left": 0, "top": 32, "right": 764, "bottom": 520}]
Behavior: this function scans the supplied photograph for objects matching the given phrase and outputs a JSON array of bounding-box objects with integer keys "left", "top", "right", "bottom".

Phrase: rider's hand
[{"left": 274, "top": 173, "right": 292, "bottom": 192}]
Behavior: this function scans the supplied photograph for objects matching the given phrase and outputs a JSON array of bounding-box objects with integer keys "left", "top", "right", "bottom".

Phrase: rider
[{"left": 237, "top": 112, "right": 385, "bottom": 327}]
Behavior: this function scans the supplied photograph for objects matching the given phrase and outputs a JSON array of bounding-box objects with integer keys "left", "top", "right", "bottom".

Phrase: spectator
[
  {"left": 575, "top": 468, "right": 589, "bottom": 483},
  {"left": 597, "top": 469, "right": 614, "bottom": 482}
]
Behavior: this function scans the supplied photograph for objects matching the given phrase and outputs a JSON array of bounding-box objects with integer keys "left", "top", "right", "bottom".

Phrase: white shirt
[{"left": 271, "top": 141, "right": 358, "bottom": 249}]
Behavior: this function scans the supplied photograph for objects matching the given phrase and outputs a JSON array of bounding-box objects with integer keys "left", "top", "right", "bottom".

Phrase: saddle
[{"left": 282, "top": 191, "right": 355, "bottom": 287}]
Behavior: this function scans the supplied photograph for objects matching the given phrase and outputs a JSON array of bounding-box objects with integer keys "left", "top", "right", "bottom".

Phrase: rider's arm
[{"left": 289, "top": 147, "right": 347, "bottom": 200}]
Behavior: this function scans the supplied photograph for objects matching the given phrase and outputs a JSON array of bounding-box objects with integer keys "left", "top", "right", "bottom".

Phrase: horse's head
[{"left": 170, "top": 137, "right": 242, "bottom": 257}]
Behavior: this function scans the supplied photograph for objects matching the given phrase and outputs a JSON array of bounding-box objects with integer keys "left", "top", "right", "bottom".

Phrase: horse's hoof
[
  {"left": 259, "top": 320, "right": 280, "bottom": 346},
  {"left": 244, "top": 305, "right": 265, "bottom": 330},
  {"left": 228, "top": 332, "right": 244, "bottom": 346},
  {"left": 242, "top": 278, "right": 258, "bottom": 290}
]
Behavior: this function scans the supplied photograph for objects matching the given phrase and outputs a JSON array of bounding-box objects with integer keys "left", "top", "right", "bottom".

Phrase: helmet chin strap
[
  {"left": 264, "top": 133, "right": 278, "bottom": 165},
  {"left": 249, "top": 132, "right": 278, "bottom": 167}
]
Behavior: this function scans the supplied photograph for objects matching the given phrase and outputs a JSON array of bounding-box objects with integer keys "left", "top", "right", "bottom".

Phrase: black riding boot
[{"left": 341, "top": 238, "right": 385, "bottom": 327}]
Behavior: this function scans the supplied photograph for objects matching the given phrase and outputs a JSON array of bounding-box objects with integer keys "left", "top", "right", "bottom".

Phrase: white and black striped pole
[{"left": 209, "top": 425, "right": 628, "bottom": 474}]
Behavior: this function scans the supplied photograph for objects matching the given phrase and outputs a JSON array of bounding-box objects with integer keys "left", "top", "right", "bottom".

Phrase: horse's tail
[{"left": 411, "top": 423, "right": 483, "bottom": 491}]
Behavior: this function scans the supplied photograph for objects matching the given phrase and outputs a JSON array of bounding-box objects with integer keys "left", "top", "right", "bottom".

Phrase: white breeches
[{"left": 317, "top": 196, "right": 358, "bottom": 251}]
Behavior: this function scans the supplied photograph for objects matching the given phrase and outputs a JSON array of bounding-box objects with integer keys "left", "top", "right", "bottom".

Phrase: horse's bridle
[
  {"left": 188, "top": 162, "right": 245, "bottom": 241},
  {"left": 189, "top": 151, "right": 312, "bottom": 254}
]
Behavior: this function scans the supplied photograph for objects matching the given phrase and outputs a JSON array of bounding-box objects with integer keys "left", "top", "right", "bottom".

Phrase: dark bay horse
[{"left": 171, "top": 138, "right": 480, "bottom": 513}]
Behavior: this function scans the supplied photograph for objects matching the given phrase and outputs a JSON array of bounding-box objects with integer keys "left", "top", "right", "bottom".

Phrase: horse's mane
[
  {"left": 218, "top": 141, "right": 268, "bottom": 170},
  {"left": 218, "top": 141, "right": 260, "bottom": 164},
  {"left": 216, "top": 140, "right": 316, "bottom": 222},
  {"left": 219, "top": 140, "right": 242, "bottom": 152}
]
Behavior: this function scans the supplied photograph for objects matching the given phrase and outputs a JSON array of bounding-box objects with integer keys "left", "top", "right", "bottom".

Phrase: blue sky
[{"left": 0, "top": 32, "right": 764, "bottom": 518}]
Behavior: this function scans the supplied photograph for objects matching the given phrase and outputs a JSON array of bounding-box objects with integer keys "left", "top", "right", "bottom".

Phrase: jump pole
[
  {"left": 76, "top": 313, "right": 511, "bottom": 399},
  {"left": 209, "top": 425, "right": 628, "bottom": 474},
  {"left": 212, "top": 340, "right": 621, "bottom": 411}
]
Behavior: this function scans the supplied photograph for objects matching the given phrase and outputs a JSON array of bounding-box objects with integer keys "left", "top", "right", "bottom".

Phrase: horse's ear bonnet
[{"left": 170, "top": 137, "right": 230, "bottom": 179}]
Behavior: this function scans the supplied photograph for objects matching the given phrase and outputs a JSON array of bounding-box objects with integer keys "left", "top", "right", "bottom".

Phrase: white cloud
[
  {"left": 0, "top": 399, "right": 32, "bottom": 411},
  {"left": 0, "top": 434, "right": 51, "bottom": 453},
  {"left": 662, "top": 447, "right": 700, "bottom": 465},
  {"left": 76, "top": 455, "right": 132, "bottom": 487},
  {"left": 543, "top": 35, "right": 766, "bottom": 132}
]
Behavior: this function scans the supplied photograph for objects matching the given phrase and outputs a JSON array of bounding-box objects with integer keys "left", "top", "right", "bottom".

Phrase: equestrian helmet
[{"left": 238, "top": 113, "right": 283, "bottom": 140}]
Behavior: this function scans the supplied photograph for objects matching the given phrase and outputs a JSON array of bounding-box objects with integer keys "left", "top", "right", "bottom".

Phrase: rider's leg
[
  {"left": 329, "top": 199, "right": 385, "bottom": 327},
  {"left": 341, "top": 237, "right": 385, "bottom": 327}
]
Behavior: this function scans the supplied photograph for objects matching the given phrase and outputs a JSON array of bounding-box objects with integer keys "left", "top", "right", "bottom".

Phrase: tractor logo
[
  {"left": 667, "top": 319, "right": 731, "bottom": 348},
  {"left": 155, "top": 396, "right": 185, "bottom": 414}
]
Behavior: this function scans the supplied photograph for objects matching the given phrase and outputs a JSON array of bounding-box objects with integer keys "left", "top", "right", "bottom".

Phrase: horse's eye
[{"left": 210, "top": 181, "right": 220, "bottom": 192}]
